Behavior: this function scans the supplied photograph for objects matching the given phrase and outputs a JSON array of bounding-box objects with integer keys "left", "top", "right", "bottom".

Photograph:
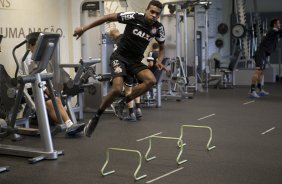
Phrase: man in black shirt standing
[
  {"left": 249, "top": 18, "right": 282, "bottom": 98},
  {"left": 73, "top": 0, "right": 165, "bottom": 137}
]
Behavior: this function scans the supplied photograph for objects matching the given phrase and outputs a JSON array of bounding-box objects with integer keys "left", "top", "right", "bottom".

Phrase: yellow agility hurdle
[
  {"left": 101, "top": 147, "right": 147, "bottom": 181},
  {"left": 178, "top": 124, "right": 216, "bottom": 151},
  {"left": 145, "top": 135, "right": 187, "bottom": 165}
]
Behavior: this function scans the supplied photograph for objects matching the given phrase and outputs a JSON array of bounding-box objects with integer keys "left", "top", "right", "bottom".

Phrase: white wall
[{"left": 0, "top": 0, "right": 71, "bottom": 76}]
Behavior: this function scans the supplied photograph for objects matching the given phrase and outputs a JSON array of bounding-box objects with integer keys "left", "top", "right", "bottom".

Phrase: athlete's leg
[
  {"left": 134, "top": 95, "right": 142, "bottom": 120},
  {"left": 124, "top": 85, "right": 137, "bottom": 122},
  {"left": 130, "top": 69, "right": 156, "bottom": 99},
  {"left": 84, "top": 55, "right": 126, "bottom": 137},
  {"left": 249, "top": 49, "right": 265, "bottom": 98},
  {"left": 99, "top": 76, "right": 124, "bottom": 110},
  {"left": 113, "top": 69, "right": 155, "bottom": 120}
]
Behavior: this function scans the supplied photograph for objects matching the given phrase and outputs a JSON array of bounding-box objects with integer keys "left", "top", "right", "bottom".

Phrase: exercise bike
[{"left": 0, "top": 32, "right": 63, "bottom": 163}]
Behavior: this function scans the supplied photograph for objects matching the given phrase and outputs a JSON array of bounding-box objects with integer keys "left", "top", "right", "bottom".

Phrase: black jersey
[
  {"left": 260, "top": 28, "right": 282, "bottom": 54},
  {"left": 116, "top": 12, "right": 165, "bottom": 61},
  {"left": 112, "top": 34, "right": 123, "bottom": 51}
]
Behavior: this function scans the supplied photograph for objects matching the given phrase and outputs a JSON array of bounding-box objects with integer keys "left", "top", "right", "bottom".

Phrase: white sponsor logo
[
  {"left": 112, "top": 60, "right": 120, "bottom": 67},
  {"left": 114, "top": 66, "right": 122, "bottom": 73},
  {"left": 133, "top": 29, "right": 152, "bottom": 41},
  {"left": 112, "top": 60, "right": 122, "bottom": 73},
  {"left": 151, "top": 27, "right": 157, "bottom": 34},
  {"left": 120, "top": 12, "right": 135, "bottom": 21},
  {"left": 158, "top": 26, "right": 165, "bottom": 39}
]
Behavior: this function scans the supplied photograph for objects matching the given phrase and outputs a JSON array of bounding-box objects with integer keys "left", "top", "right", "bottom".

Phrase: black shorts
[
  {"left": 110, "top": 52, "right": 148, "bottom": 79},
  {"left": 124, "top": 75, "right": 140, "bottom": 87},
  {"left": 255, "top": 48, "right": 269, "bottom": 70}
]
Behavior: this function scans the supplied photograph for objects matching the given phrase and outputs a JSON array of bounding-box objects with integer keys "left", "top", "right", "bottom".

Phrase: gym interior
[{"left": 0, "top": 0, "right": 282, "bottom": 184}]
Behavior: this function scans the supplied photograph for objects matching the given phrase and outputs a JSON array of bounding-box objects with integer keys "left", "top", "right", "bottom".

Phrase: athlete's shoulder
[
  {"left": 155, "top": 20, "right": 164, "bottom": 27},
  {"left": 118, "top": 12, "right": 143, "bottom": 21},
  {"left": 154, "top": 21, "right": 165, "bottom": 42}
]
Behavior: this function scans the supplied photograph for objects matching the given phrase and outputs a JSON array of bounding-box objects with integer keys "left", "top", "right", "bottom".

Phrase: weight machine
[
  {"left": 1, "top": 32, "right": 70, "bottom": 139},
  {"left": 0, "top": 34, "right": 9, "bottom": 173},
  {"left": 80, "top": 1, "right": 112, "bottom": 111},
  {"left": 160, "top": 0, "right": 211, "bottom": 99},
  {"left": 60, "top": 58, "right": 111, "bottom": 123},
  {"left": 0, "top": 33, "right": 63, "bottom": 164}
]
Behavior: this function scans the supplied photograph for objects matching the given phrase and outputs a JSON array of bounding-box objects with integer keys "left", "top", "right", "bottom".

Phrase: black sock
[
  {"left": 96, "top": 108, "right": 105, "bottom": 117},
  {"left": 122, "top": 96, "right": 132, "bottom": 104},
  {"left": 128, "top": 108, "right": 134, "bottom": 114},
  {"left": 135, "top": 103, "right": 141, "bottom": 109},
  {"left": 251, "top": 84, "right": 256, "bottom": 92},
  {"left": 257, "top": 83, "right": 262, "bottom": 91}
]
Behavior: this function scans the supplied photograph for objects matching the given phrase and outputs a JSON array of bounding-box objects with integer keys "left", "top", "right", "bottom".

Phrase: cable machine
[{"left": 160, "top": 0, "right": 211, "bottom": 99}]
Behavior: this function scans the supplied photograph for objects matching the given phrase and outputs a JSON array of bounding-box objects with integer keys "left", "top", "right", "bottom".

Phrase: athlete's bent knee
[
  {"left": 110, "top": 86, "right": 123, "bottom": 97},
  {"left": 145, "top": 78, "right": 156, "bottom": 88}
]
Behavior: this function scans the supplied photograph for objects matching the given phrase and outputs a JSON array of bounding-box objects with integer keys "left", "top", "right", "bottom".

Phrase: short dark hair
[
  {"left": 26, "top": 32, "right": 41, "bottom": 46},
  {"left": 147, "top": 0, "right": 163, "bottom": 11},
  {"left": 28, "top": 38, "right": 37, "bottom": 46},
  {"left": 270, "top": 18, "right": 280, "bottom": 28}
]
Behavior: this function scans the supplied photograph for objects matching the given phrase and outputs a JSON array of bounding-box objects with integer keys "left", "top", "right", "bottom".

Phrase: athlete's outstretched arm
[{"left": 73, "top": 13, "right": 118, "bottom": 39}]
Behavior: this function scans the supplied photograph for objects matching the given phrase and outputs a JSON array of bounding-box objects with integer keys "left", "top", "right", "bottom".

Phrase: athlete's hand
[
  {"left": 147, "top": 61, "right": 154, "bottom": 68},
  {"left": 156, "top": 62, "right": 170, "bottom": 73},
  {"left": 73, "top": 27, "right": 84, "bottom": 40},
  {"left": 155, "top": 62, "right": 164, "bottom": 70}
]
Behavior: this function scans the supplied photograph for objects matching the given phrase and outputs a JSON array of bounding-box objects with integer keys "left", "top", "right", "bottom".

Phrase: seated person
[
  {"left": 147, "top": 42, "right": 169, "bottom": 74},
  {"left": 21, "top": 35, "right": 85, "bottom": 136},
  {"left": 147, "top": 42, "right": 160, "bottom": 73}
]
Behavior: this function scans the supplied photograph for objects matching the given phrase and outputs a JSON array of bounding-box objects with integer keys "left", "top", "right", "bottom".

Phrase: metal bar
[
  {"left": 194, "top": 9, "right": 198, "bottom": 91},
  {"left": 184, "top": 8, "right": 188, "bottom": 77},
  {"left": 204, "top": 7, "right": 209, "bottom": 92},
  {"left": 101, "top": 147, "right": 147, "bottom": 181},
  {"left": 66, "top": 96, "right": 77, "bottom": 124},
  {"left": 145, "top": 135, "right": 187, "bottom": 165},
  {"left": 33, "top": 74, "right": 54, "bottom": 153},
  {"left": 178, "top": 125, "right": 216, "bottom": 151},
  {"left": 9, "top": 84, "right": 25, "bottom": 128}
]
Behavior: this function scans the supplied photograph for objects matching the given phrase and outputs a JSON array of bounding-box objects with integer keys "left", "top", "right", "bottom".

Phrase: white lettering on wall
[
  {"left": 0, "top": 0, "right": 10, "bottom": 8},
  {"left": 0, "top": 26, "right": 64, "bottom": 38}
]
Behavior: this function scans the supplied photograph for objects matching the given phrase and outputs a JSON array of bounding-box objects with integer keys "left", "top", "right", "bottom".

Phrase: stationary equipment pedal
[{"left": 17, "top": 127, "right": 40, "bottom": 136}]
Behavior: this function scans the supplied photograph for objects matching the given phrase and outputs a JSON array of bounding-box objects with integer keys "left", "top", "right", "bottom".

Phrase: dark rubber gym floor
[{"left": 1, "top": 83, "right": 282, "bottom": 184}]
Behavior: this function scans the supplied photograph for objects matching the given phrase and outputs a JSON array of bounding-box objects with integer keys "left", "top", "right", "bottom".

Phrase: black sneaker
[
  {"left": 124, "top": 113, "right": 137, "bottom": 122},
  {"left": 112, "top": 100, "right": 126, "bottom": 120},
  {"left": 66, "top": 123, "right": 85, "bottom": 136},
  {"left": 84, "top": 115, "right": 100, "bottom": 137}
]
